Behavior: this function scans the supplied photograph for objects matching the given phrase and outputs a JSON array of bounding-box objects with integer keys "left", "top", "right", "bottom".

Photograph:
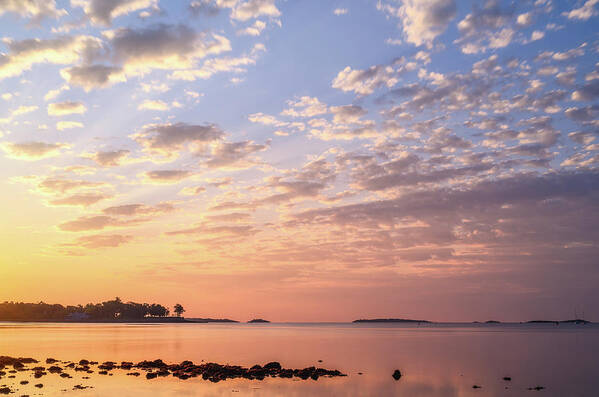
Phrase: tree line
[{"left": 0, "top": 298, "right": 185, "bottom": 321}]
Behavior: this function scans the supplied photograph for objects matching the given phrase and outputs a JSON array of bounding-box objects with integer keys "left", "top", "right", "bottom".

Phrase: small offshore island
[{"left": 248, "top": 319, "right": 270, "bottom": 323}]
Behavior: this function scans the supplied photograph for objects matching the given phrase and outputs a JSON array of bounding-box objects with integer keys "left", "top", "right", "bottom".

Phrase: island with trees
[
  {"left": 0, "top": 299, "right": 234, "bottom": 323},
  {"left": 248, "top": 318, "right": 270, "bottom": 323}
]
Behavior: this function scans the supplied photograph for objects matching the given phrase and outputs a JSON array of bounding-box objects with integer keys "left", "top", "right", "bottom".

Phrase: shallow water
[{"left": 0, "top": 322, "right": 598, "bottom": 396}]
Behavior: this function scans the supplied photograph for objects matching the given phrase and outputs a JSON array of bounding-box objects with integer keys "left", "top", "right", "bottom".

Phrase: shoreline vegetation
[{"left": 0, "top": 299, "right": 233, "bottom": 324}]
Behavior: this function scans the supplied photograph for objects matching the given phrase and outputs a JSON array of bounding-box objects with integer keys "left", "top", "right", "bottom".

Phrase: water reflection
[{"left": 0, "top": 322, "right": 597, "bottom": 396}]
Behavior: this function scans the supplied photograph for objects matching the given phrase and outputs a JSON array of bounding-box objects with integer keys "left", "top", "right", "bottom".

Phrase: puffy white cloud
[
  {"left": 564, "top": 0, "right": 598, "bottom": 20},
  {"left": 0, "top": 35, "right": 102, "bottom": 81},
  {"left": 281, "top": 96, "right": 328, "bottom": 117},
  {"left": 332, "top": 64, "right": 399, "bottom": 95},
  {"left": 231, "top": 0, "right": 280, "bottom": 21},
  {"left": 237, "top": 20, "right": 266, "bottom": 36},
  {"left": 377, "top": 0, "right": 456, "bottom": 47},
  {"left": 0, "top": 0, "right": 66, "bottom": 23}
]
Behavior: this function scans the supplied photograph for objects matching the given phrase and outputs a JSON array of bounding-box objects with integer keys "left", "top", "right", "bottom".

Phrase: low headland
[{"left": 0, "top": 299, "right": 234, "bottom": 324}]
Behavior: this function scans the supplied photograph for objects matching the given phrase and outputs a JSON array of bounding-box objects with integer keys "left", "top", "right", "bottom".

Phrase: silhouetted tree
[{"left": 174, "top": 304, "right": 185, "bottom": 317}]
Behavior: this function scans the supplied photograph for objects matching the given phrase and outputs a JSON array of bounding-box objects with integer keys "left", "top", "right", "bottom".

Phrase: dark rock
[
  {"left": 146, "top": 372, "right": 158, "bottom": 379},
  {"left": 0, "top": 387, "right": 9, "bottom": 395},
  {"left": 20, "top": 380, "right": 28, "bottom": 385},
  {"left": 78, "top": 360, "right": 89, "bottom": 366},
  {"left": 503, "top": 377, "right": 512, "bottom": 381},
  {"left": 48, "top": 366, "right": 62, "bottom": 373},
  {"left": 472, "top": 385, "right": 482, "bottom": 389},
  {"left": 392, "top": 369, "right": 402, "bottom": 380},
  {"left": 60, "top": 373, "right": 71, "bottom": 378},
  {"left": 528, "top": 386, "right": 545, "bottom": 391},
  {"left": 263, "top": 362, "right": 281, "bottom": 371},
  {"left": 45, "top": 358, "right": 58, "bottom": 364},
  {"left": 34, "top": 384, "right": 43, "bottom": 388},
  {"left": 98, "top": 370, "right": 108, "bottom": 375}
]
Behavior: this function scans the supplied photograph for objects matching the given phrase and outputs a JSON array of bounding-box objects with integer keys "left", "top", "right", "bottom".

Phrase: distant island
[
  {"left": 526, "top": 319, "right": 591, "bottom": 325},
  {"left": 353, "top": 318, "right": 431, "bottom": 323},
  {"left": 248, "top": 318, "right": 270, "bottom": 323}
]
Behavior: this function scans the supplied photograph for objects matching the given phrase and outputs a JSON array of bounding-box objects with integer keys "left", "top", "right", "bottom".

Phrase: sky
[{"left": 0, "top": 0, "right": 598, "bottom": 322}]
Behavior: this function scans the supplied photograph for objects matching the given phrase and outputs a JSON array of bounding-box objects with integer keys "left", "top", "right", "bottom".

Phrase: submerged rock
[{"left": 528, "top": 386, "right": 545, "bottom": 391}]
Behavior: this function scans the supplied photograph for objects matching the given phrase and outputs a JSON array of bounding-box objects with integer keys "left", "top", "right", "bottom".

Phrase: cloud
[
  {"left": 1, "top": 141, "right": 68, "bottom": 160},
  {"left": 47, "top": 101, "right": 87, "bottom": 116},
  {"left": 89, "top": 149, "right": 131, "bottom": 167},
  {"left": 205, "top": 212, "right": 251, "bottom": 222},
  {"left": 49, "top": 193, "right": 110, "bottom": 207},
  {"left": 74, "top": 234, "right": 133, "bottom": 248},
  {"left": 166, "top": 224, "right": 257, "bottom": 236},
  {"left": 132, "top": 122, "right": 224, "bottom": 157},
  {"left": 0, "top": 35, "right": 102, "bottom": 81},
  {"left": 564, "top": 0, "right": 598, "bottom": 20},
  {"left": 56, "top": 120, "right": 84, "bottom": 130},
  {"left": 237, "top": 20, "right": 266, "bottom": 36},
  {"left": 59, "top": 215, "right": 121, "bottom": 231},
  {"left": 38, "top": 178, "right": 103, "bottom": 194},
  {"left": 456, "top": 1, "right": 516, "bottom": 54},
  {"left": 334, "top": 8, "right": 348, "bottom": 16},
  {"left": 60, "top": 64, "right": 125, "bottom": 91},
  {"left": 330, "top": 105, "right": 368, "bottom": 124},
  {"left": 205, "top": 140, "right": 268, "bottom": 169},
  {"left": 281, "top": 96, "right": 328, "bottom": 117},
  {"left": 377, "top": 0, "right": 456, "bottom": 47},
  {"left": 103, "top": 202, "right": 175, "bottom": 216},
  {"left": 137, "top": 99, "right": 170, "bottom": 111},
  {"left": 332, "top": 64, "right": 398, "bottom": 95},
  {"left": 169, "top": 43, "right": 264, "bottom": 81},
  {"left": 572, "top": 79, "right": 599, "bottom": 101},
  {"left": 145, "top": 170, "right": 193, "bottom": 183},
  {"left": 109, "top": 24, "right": 231, "bottom": 76},
  {"left": 0, "top": 0, "right": 66, "bottom": 23},
  {"left": 11, "top": 105, "right": 38, "bottom": 116},
  {"left": 231, "top": 0, "right": 280, "bottom": 21},
  {"left": 71, "top": 0, "right": 158, "bottom": 25}
]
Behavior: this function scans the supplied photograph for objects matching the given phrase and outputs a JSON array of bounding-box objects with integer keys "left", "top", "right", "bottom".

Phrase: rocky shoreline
[{"left": 0, "top": 355, "right": 347, "bottom": 394}]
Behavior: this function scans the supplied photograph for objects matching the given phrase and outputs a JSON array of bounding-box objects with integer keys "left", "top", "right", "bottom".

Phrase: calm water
[{"left": 0, "top": 322, "right": 598, "bottom": 396}]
